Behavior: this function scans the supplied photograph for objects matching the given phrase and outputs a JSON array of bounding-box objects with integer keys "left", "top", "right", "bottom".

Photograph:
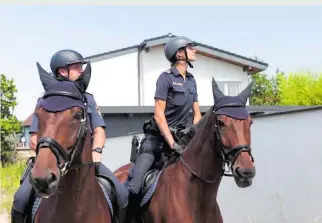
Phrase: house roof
[
  {"left": 21, "top": 105, "right": 322, "bottom": 127},
  {"left": 98, "top": 105, "right": 321, "bottom": 116},
  {"left": 22, "top": 113, "right": 33, "bottom": 127},
  {"left": 84, "top": 33, "right": 269, "bottom": 75}
]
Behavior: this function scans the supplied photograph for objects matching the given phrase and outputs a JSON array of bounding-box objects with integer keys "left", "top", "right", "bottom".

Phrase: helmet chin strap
[
  {"left": 177, "top": 48, "right": 193, "bottom": 68},
  {"left": 184, "top": 48, "right": 193, "bottom": 68},
  {"left": 175, "top": 47, "right": 194, "bottom": 68},
  {"left": 67, "top": 68, "right": 71, "bottom": 80}
]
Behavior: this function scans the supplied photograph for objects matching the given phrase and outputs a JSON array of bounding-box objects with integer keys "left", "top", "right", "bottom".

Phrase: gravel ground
[{"left": 0, "top": 211, "right": 9, "bottom": 223}]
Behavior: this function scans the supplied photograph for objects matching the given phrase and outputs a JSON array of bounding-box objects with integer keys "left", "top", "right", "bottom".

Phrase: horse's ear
[
  {"left": 74, "top": 62, "right": 91, "bottom": 93},
  {"left": 212, "top": 77, "right": 224, "bottom": 101},
  {"left": 36, "top": 62, "right": 58, "bottom": 92},
  {"left": 238, "top": 81, "right": 253, "bottom": 104}
]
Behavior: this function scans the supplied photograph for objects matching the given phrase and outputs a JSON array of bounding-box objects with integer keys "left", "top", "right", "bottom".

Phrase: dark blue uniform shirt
[
  {"left": 29, "top": 93, "right": 106, "bottom": 134},
  {"left": 153, "top": 67, "right": 198, "bottom": 128}
]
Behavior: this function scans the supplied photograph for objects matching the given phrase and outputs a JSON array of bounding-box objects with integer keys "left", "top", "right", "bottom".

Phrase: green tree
[
  {"left": 250, "top": 72, "right": 280, "bottom": 105},
  {"left": 277, "top": 71, "right": 322, "bottom": 105},
  {"left": 1, "top": 74, "right": 21, "bottom": 164}
]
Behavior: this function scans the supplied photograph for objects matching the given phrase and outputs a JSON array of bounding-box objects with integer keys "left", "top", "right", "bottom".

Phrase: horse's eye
[{"left": 74, "top": 112, "right": 82, "bottom": 120}]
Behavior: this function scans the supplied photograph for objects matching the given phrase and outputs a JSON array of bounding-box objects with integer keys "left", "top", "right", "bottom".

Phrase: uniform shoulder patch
[{"left": 96, "top": 106, "right": 102, "bottom": 116}]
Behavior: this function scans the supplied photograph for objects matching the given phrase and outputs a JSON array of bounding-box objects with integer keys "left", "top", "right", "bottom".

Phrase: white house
[
  {"left": 20, "top": 33, "right": 269, "bottom": 148},
  {"left": 85, "top": 33, "right": 268, "bottom": 107}
]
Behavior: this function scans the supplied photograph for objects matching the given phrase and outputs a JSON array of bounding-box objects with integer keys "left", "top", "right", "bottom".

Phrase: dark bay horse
[
  {"left": 114, "top": 77, "right": 256, "bottom": 222},
  {"left": 28, "top": 63, "right": 112, "bottom": 223}
]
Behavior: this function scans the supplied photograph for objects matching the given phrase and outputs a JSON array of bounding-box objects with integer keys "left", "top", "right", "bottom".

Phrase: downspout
[{"left": 137, "top": 42, "right": 146, "bottom": 106}]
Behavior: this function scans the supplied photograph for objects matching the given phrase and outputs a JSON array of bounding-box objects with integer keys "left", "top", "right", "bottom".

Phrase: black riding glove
[{"left": 172, "top": 142, "right": 184, "bottom": 156}]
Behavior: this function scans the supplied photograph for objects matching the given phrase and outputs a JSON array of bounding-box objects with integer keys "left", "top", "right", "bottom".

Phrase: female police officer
[
  {"left": 126, "top": 36, "right": 202, "bottom": 199},
  {"left": 11, "top": 49, "right": 128, "bottom": 223}
]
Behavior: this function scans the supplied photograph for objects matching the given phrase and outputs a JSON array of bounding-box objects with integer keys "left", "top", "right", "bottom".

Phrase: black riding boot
[
  {"left": 11, "top": 157, "right": 35, "bottom": 223},
  {"left": 116, "top": 206, "right": 128, "bottom": 223},
  {"left": 11, "top": 207, "right": 27, "bottom": 223}
]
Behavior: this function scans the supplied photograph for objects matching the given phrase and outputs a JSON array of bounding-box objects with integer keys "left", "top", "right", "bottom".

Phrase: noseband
[
  {"left": 179, "top": 103, "right": 254, "bottom": 183},
  {"left": 35, "top": 90, "right": 94, "bottom": 176}
]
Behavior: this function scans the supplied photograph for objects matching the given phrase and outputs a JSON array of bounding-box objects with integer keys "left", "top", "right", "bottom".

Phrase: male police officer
[
  {"left": 11, "top": 49, "right": 128, "bottom": 223},
  {"left": 126, "top": 36, "right": 202, "bottom": 199}
]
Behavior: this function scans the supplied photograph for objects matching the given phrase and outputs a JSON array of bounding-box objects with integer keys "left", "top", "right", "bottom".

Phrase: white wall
[
  {"left": 192, "top": 53, "right": 249, "bottom": 106},
  {"left": 140, "top": 45, "right": 249, "bottom": 106},
  {"left": 86, "top": 52, "right": 139, "bottom": 106},
  {"left": 103, "top": 133, "right": 144, "bottom": 171},
  {"left": 140, "top": 46, "right": 170, "bottom": 105}
]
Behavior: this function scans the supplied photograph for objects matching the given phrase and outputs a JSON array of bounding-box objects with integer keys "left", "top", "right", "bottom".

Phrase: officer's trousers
[{"left": 126, "top": 134, "right": 165, "bottom": 195}]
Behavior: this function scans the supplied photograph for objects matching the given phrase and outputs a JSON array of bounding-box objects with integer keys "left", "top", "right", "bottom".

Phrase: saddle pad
[
  {"left": 140, "top": 170, "right": 163, "bottom": 207},
  {"left": 97, "top": 180, "right": 115, "bottom": 218},
  {"left": 32, "top": 197, "right": 42, "bottom": 223}
]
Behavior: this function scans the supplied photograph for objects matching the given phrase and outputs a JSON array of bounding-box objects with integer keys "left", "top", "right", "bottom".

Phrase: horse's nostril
[
  {"left": 236, "top": 167, "right": 255, "bottom": 177},
  {"left": 33, "top": 177, "right": 49, "bottom": 191},
  {"left": 47, "top": 173, "right": 57, "bottom": 184}
]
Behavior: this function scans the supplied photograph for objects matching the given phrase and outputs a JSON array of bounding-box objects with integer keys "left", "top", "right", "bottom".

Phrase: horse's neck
[
  {"left": 177, "top": 117, "right": 224, "bottom": 221},
  {"left": 183, "top": 139, "right": 223, "bottom": 188},
  {"left": 55, "top": 136, "right": 98, "bottom": 212},
  {"left": 181, "top": 111, "right": 223, "bottom": 195}
]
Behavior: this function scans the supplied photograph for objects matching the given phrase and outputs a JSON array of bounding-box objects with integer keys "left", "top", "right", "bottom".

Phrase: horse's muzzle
[
  {"left": 29, "top": 171, "right": 59, "bottom": 197},
  {"left": 233, "top": 167, "right": 256, "bottom": 188}
]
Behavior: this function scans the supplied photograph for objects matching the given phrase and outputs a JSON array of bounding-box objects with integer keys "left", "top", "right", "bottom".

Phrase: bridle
[
  {"left": 179, "top": 103, "right": 254, "bottom": 183},
  {"left": 213, "top": 103, "right": 254, "bottom": 177},
  {"left": 35, "top": 90, "right": 95, "bottom": 176}
]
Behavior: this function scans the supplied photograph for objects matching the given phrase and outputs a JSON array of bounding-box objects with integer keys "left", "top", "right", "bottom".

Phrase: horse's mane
[
  {"left": 183, "top": 108, "right": 217, "bottom": 153},
  {"left": 178, "top": 107, "right": 214, "bottom": 148}
]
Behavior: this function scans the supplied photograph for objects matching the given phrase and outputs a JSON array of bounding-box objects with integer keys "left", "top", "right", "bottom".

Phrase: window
[
  {"left": 217, "top": 82, "right": 226, "bottom": 94},
  {"left": 227, "top": 83, "right": 240, "bottom": 96},
  {"left": 217, "top": 82, "right": 241, "bottom": 96}
]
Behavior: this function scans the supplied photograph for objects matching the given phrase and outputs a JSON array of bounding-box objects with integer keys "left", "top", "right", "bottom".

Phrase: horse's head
[
  {"left": 211, "top": 77, "right": 255, "bottom": 188},
  {"left": 29, "top": 62, "right": 92, "bottom": 198}
]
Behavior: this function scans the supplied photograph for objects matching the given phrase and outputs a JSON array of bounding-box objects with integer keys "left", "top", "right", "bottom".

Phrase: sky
[{"left": 1, "top": 5, "right": 322, "bottom": 121}]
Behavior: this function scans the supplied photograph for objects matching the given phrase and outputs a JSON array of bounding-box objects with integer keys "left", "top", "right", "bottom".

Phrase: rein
[
  {"left": 179, "top": 103, "right": 254, "bottom": 184},
  {"left": 35, "top": 90, "right": 96, "bottom": 176}
]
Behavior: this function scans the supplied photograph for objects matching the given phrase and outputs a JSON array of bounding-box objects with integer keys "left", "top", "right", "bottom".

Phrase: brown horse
[
  {"left": 28, "top": 62, "right": 112, "bottom": 223},
  {"left": 114, "top": 77, "right": 256, "bottom": 222}
]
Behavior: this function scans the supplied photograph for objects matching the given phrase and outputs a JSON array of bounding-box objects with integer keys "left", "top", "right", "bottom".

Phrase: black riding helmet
[
  {"left": 164, "top": 36, "right": 197, "bottom": 68},
  {"left": 50, "top": 49, "right": 88, "bottom": 80}
]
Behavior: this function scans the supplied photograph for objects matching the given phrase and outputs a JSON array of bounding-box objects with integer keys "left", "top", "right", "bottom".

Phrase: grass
[{"left": 0, "top": 161, "right": 25, "bottom": 215}]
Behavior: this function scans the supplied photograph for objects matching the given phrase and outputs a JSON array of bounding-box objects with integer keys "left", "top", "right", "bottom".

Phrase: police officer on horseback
[
  {"left": 126, "top": 36, "right": 202, "bottom": 199},
  {"left": 11, "top": 49, "right": 128, "bottom": 223}
]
